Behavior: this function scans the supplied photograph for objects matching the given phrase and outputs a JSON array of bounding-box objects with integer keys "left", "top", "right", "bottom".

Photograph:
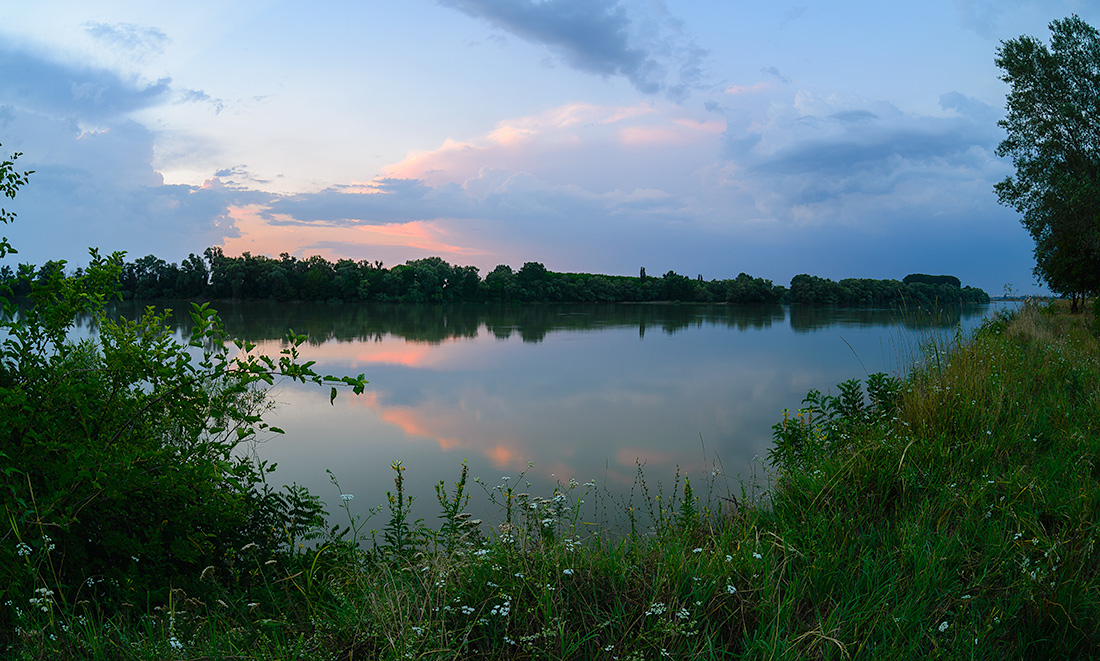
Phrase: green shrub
[{"left": 0, "top": 145, "right": 366, "bottom": 641}]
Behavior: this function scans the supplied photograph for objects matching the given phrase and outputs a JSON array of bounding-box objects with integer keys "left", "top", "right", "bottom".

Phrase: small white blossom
[{"left": 938, "top": 621, "right": 949, "bottom": 633}]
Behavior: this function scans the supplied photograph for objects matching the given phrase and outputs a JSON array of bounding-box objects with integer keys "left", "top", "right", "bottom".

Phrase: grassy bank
[{"left": 6, "top": 301, "right": 1099, "bottom": 659}]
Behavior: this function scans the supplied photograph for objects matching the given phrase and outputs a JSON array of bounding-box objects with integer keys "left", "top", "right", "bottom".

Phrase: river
[{"left": 86, "top": 300, "right": 1010, "bottom": 531}]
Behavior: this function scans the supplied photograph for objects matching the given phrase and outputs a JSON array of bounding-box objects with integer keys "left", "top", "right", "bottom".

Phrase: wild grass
[{"left": 5, "top": 300, "right": 1099, "bottom": 659}]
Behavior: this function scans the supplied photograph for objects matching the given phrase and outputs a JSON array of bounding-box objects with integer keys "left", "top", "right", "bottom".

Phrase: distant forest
[{"left": 2, "top": 248, "right": 990, "bottom": 307}]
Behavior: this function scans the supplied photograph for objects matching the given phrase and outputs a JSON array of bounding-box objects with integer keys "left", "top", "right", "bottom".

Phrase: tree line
[{"left": 1, "top": 248, "right": 989, "bottom": 306}]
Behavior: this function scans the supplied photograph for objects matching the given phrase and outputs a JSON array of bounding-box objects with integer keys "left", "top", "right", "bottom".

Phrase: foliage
[
  {"left": 0, "top": 144, "right": 367, "bottom": 643},
  {"left": 4, "top": 249, "right": 993, "bottom": 308},
  {"left": 995, "top": 15, "right": 1100, "bottom": 310},
  {"left": 768, "top": 373, "right": 902, "bottom": 472},
  {"left": 789, "top": 273, "right": 989, "bottom": 307},
  {"left": 903, "top": 273, "right": 961, "bottom": 288}
]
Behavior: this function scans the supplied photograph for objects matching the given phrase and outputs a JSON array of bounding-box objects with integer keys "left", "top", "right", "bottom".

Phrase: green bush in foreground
[{"left": 0, "top": 145, "right": 366, "bottom": 650}]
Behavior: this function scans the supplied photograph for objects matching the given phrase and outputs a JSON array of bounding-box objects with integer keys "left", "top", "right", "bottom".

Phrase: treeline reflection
[{"left": 78, "top": 301, "right": 994, "bottom": 344}]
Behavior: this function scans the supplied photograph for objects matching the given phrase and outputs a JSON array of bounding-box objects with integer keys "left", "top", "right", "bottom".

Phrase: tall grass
[{"left": 5, "top": 300, "right": 1099, "bottom": 659}]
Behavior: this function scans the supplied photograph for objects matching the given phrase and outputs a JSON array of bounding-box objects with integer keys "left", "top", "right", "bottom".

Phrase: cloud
[
  {"left": 952, "top": 0, "right": 1034, "bottom": 38},
  {"left": 3, "top": 112, "right": 249, "bottom": 266},
  {"left": 0, "top": 45, "right": 170, "bottom": 122},
  {"left": 0, "top": 36, "right": 1038, "bottom": 294},
  {"left": 176, "top": 88, "right": 225, "bottom": 114},
  {"left": 939, "top": 90, "right": 997, "bottom": 122},
  {"left": 720, "top": 89, "right": 1008, "bottom": 229},
  {"left": 760, "top": 66, "right": 790, "bottom": 84},
  {"left": 83, "top": 22, "right": 169, "bottom": 61},
  {"left": 261, "top": 179, "right": 474, "bottom": 226},
  {"left": 212, "top": 164, "right": 269, "bottom": 186},
  {"left": 438, "top": 0, "right": 708, "bottom": 99},
  {"left": 211, "top": 88, "right": 1031, "bottom": 292},
  {"left": 0, "top": 48, "right": 241, "bottom": 265}
]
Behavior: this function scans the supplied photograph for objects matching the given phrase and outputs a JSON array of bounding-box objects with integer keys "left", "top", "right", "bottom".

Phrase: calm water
[{"left": 89, "top": 301, "right": 1008, "bottom": 526}]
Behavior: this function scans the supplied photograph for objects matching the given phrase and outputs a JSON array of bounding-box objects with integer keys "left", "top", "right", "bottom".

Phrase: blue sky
[{"left": 2, "top": 0, "right": 1093, "bottom": 294}]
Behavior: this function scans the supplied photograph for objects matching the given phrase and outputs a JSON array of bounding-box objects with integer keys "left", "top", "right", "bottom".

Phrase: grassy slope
[
  {"left": 757, "top": 301, "right": 1100, "bottom": 659},
  {"left": 9, "top": 301, "right": 1100, "bottom": 660}
]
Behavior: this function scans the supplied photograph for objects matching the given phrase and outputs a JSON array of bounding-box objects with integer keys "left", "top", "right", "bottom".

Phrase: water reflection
[
  {"left": 92, "top": 300, "right": 988, "bottom": 341},
  {"left": 83, "top": 300, "right": 1003, "bottom": 525}
]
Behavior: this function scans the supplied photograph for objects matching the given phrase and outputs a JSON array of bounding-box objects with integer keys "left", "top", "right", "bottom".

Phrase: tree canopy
[
  {"left": 995, "top": 15, "right": 1100, "bottom": 311},
  {"left": 3, "top": 252, "right": 991, "bottom": 307}
]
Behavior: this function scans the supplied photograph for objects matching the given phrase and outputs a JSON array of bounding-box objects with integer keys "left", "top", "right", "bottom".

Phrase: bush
[{"left": 0, "top": 145, "right": 366, "bottom": 639}]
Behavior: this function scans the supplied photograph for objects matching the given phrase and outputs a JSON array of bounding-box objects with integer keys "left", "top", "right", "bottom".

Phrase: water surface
[{"left": 96, "top": 301, "right": 1006, "bottom": 526}]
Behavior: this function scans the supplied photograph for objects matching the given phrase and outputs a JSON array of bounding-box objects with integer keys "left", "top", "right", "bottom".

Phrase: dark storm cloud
[
  {"left": 0, "top": 45, "right": 169, "bottom": 121},
  {"left": 437, "top": 0, "right": 707, "bottom": 99}
]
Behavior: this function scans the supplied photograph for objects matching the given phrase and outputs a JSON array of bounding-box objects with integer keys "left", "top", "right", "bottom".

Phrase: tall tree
[{"left": 995, "top": 15, "right": 1100, "bottom": 311}]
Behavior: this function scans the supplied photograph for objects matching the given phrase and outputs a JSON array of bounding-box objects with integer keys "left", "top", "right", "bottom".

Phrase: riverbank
[{"left": 6, "top": 300, "right": 1099, "bottom": 659}]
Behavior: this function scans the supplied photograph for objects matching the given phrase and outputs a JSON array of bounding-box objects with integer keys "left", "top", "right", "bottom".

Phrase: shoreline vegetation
[
  {"left": 2, "top": 249, "right": 991, "bottom": 307},
  {"left": 5, "top": 298, "right": 1098, "bottom": 659}
]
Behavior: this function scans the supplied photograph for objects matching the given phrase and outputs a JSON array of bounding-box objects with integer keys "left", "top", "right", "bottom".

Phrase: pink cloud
[
  {"left": 381, "top": 101, "right": 704, "bottom": 187},
  {"left": 220, "top": 204, "right": 478, "bottom": 262}
]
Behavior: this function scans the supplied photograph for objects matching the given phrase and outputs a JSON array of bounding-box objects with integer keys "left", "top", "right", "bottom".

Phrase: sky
[{"left": 2, "top": 0, "right": 1094, "bottom": 295}]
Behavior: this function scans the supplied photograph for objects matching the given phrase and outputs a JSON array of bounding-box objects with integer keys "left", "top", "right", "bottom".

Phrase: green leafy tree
[
  {"left": 482, "top": 264, "right": 518, "bottom": 301},
  {"left": 995, "top": 15, "right": 1100, "bottom": 311}
]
